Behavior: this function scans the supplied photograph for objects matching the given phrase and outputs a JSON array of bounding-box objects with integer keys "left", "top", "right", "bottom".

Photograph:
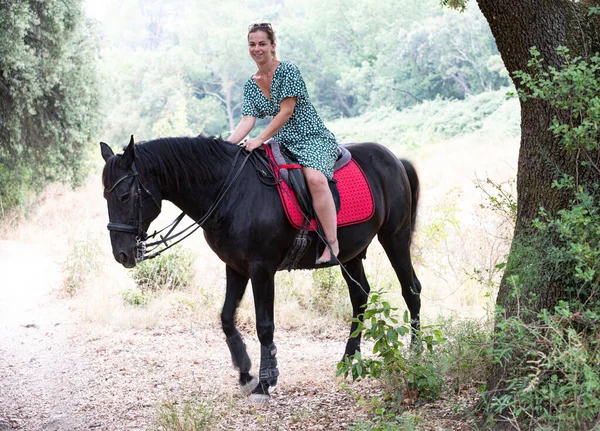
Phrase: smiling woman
[{"left": 228, "top": 23, "right": 340, "bottom": 266}]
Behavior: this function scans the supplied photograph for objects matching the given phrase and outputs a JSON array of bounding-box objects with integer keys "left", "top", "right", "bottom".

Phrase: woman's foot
[{"left": 316, "top": 238, "right": 339, "bottom": 264}]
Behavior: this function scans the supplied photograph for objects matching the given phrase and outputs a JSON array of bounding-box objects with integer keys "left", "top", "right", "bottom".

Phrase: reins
[
  {"left": 106, "top": 147, "right": 252, "bottom": 262},
  {"left": 105, "top": 142, "right": 367, "bottom": 297}
]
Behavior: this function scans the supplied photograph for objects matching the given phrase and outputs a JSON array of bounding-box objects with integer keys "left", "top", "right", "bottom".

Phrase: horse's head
[{"left": 100, "top": 136, "right": 162, "bottom": 268}]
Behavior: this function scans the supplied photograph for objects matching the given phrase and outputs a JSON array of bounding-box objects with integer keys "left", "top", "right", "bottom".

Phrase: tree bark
[{"left": 475, "top": 0, "right": 600, "bottom": 419}]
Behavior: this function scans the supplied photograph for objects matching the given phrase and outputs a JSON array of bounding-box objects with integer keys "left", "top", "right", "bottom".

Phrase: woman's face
[{"left": 248, "top": 30, "right": 275, "bottom": 65}]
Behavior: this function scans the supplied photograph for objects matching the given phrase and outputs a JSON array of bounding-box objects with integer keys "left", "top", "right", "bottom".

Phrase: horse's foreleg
[
  {"left": 341, "top": 256, "right": 371, "bottom": 358},
  {"left": 378, "top": 229, "right": 422, "bottom": 340},
  {"left": 222, "top": 265, "right": 257, "bottom": 394},
  {"left": 249, "top": 267, "right": 278, "bottom": 404}
]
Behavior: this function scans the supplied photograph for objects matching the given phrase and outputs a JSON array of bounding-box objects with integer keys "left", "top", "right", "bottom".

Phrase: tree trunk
[{"left": 475, "top": 0, "right": 600, "bottom": 416}]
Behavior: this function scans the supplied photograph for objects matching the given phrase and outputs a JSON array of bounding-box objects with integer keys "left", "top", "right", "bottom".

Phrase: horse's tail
[{"left": 400, "top": 159, "right": 419, "bottom": 235}]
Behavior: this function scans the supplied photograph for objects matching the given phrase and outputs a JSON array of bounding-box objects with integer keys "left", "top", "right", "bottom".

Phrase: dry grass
[{"left": 0, "top": 133, "right": 518, "bottom": 329}]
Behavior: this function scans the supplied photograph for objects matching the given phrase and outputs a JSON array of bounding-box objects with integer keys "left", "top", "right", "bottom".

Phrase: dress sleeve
[
  {"left": 241, "top": 80, "right": 263, "bottom": 118},
  {"left": 279, "top": 62, "right": 308, "bottom": 100}
]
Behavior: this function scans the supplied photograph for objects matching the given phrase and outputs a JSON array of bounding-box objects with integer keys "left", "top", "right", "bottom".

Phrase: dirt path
[{"left": 0, "top": 236, "right": 376, "bottom": 431}]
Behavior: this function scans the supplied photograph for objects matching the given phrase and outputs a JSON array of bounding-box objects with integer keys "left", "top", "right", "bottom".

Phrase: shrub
[
  {"left": 337, "top": 291, "right": 446, "bottom": 403},
  {"left": 61, "top": 234, "right": 104, "bottom": 296},
  {"left": 486, "top": 189, "right": 600, "bottom": 429},
  {"left": 121, "top": 288, "right": 152, "bottom": 307},
  {"left": 437, "top": 317, "right": 492, "bottom": 394},
  {"left": 153, "top": 396, "right": 216, "bottom": 431},
  {"left": 130, "top": 246, "right": 196, "bottom": 293},
  {"left": 311, "top": 267, "right": 346, "bottom": 314},
  {"left": 482, "top": 47, "right": 600, "bottom": 429}
]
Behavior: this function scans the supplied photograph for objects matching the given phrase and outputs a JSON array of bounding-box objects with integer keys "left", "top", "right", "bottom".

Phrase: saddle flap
[{"left": 265, "top": 140, "right": 340, "bottom": 215}]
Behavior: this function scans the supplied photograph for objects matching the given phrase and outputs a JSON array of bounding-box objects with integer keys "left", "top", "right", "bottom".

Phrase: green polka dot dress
[{"left": 242, "top": 60, "right": 338, "bottom": 179}]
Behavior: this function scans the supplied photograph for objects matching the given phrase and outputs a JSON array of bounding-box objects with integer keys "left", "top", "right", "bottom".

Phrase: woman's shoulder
[
  {"left": 279, "top": 60, "right": 300, "bottom": 72},
  {"left": 243, "top": 77, "right": 256, "bottom": 90},
  {"left": 277, "top": 60, "right": 303, "bottom": 80}
]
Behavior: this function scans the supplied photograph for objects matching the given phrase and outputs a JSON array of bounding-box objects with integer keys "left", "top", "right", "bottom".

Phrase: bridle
[
  {"left": 105, "top": 161, "right": 160, "bottom": 237},
  {"left": 105, "top": 147, "right": 251, "bottom": 262}
]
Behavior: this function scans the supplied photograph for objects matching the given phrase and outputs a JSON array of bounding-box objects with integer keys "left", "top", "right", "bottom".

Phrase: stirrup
[{"left": 315, "top": 238, "right": 339, "bottom": 267}]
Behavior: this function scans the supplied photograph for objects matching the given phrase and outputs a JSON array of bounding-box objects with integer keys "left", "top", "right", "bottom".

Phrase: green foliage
[
  {"left": 0, "top": 0, "right": 101, "bottom": 213},
  {"left": 130, "top": 246, "right": 197, "bottom": 293},
  {"left": 153, "top": 397, "right": 216, "bottom": 431},
  {"left": 489, "top": 299, "right": 600, "bottom": 430},
  {"left": 95, "top": 0, "right": 508, "bottom": 143},
  {"left": 121, "top": 288, "right": 152, "bottom": 307},
  {"left": 484, "top": 47, "right": 600, "bottom": 430},
  {"left": 514, "top": 47, "right": 600, "bottom": 156},
  {"left": 476, "top": 177, "right": 517, "bottom": 224},
  {"left": 351, "top": 406, "right": 421, "bottom": 431},
  {"left": 439, "top": 0, "right": 470, "bottom": 13},
  {"left": 337, "top": 291, "right": 446, "bottom": 402},
  {"left": 337, "top": 293, "right": 495, "bottom": 429},
  {"left": 0, "top": 164, "right": 33, "bottom": 213},
  {"left": 61, "top": 234, "right": 104, "bottom": 296},
  {"left": 331, "top": 88, "right": 519, "bottom": 152},
  {"left": 437, "top": 317, "right": 492, "bottom": 393},
  {"left": 311, "top": 267, "right": 346, "bottom": 313}
]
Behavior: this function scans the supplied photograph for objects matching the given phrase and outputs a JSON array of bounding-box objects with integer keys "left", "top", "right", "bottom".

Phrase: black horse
[{"left": 100, "top": 135, "right": 421, "bottom": 403}]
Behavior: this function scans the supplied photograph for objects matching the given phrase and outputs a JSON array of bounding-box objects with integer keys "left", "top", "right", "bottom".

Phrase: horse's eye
[{"left": 120, "top": 193, "right": 131, "bottom": 203}]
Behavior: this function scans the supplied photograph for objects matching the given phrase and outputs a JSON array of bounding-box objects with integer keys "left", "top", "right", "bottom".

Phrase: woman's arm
[
  {"left": 244, "top": 97, "right": 296, "bottom": 151},
  {"left": 228, "top": 116, "right": 256, "bottom": 144}
]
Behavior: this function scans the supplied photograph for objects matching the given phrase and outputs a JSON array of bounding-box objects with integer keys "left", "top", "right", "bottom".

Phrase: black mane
[{"left": 103, "top": 135, "right": 236, "bottom": 192}]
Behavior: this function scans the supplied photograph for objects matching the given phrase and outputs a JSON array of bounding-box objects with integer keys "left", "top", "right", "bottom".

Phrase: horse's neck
[{"left": 158, "top": 153, "right": 232, "bottom": 224}]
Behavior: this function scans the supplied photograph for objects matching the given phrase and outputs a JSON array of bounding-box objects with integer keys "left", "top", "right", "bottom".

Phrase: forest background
[{"left": 0, "top": 0, "right": 517, "bottom": 212}]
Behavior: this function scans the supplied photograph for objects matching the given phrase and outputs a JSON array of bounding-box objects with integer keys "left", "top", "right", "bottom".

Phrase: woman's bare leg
[{"left": 304, "top": 167, "right": 339, "bottom": 262}]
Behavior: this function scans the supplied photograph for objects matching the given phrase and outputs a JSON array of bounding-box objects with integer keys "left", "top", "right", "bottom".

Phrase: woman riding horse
[
  {"left": 228, "top": 22, "right": 339, "bottom": 265},
  {"left": 100, "top": 23, "right": 421, "bottom": 405}
]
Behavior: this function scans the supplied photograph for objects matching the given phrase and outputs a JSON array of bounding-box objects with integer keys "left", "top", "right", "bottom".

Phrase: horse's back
[
  {"left": 344, "top": 142, "right": 407, "bottom": 179},
  {"left": 344, "top": 142, "right": 415, "bottom": 231}
]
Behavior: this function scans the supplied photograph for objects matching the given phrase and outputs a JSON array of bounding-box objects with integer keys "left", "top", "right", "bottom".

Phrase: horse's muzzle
[{"left": 116, "top": 250, "right": 136, "bottom": 268}]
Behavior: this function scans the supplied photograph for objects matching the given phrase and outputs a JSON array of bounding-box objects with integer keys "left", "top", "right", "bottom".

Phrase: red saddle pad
[{"left": 268, "top": 151, "right": 375, "bottom": 231}]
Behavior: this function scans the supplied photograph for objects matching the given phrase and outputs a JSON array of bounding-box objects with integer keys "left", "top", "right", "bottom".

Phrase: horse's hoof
[
  {"left": 248, "top": 393, "right": 270, "bottom": 405},
  {"left": 240, "top": 376, "right": 259, "bottom": 396}
]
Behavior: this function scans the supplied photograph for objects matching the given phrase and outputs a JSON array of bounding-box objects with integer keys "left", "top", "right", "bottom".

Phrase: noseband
[{"left": 105, "top": 161, "right": 161, "bottom": 259}]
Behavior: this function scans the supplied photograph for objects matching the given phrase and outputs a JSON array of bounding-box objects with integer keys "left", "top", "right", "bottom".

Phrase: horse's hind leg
[
  {"left": 378, "top": 229, "right": 422, "bottom": 337},
  {"left": 221, "top": 265, "right": 257, "bottom": 395},
  {"left": 340, "top": 255, "right": 371, "bottom": 357}
]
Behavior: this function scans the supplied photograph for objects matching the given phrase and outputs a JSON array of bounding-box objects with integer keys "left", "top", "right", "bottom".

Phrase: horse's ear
[
  {"left": 121, "top": 135, "right": 136, "bottom": 167},
  {"left": 100, "top": 142, "right": 114, "bottom": 161}
]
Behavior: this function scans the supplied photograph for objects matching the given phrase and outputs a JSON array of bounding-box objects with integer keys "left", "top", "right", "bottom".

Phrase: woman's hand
[{"left": 244, "top": 137, "right": 264, "bottom": 151}]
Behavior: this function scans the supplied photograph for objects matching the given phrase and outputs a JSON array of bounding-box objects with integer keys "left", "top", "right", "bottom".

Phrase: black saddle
[{"left": 265, "top": 140, "right": 351, "bottom": 220}]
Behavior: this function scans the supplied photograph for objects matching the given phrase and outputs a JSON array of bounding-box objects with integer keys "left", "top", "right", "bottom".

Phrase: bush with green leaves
[
  {"left": 486, "top": 190, "right": 600, "bottom": 429},
  {"left": 311, "top": 267, "right": 346, "bottom": 314},
  {"left": 121, "top": 289, "right": 152, "bottom": 307},
  {"left": 332, "top": 88, "right": 520, "bottom": 152},
  {"left": 130, "top": 246, "right": 197, "bottom": 293},
  {"left": 436, "top": 317, "right": 492, "bottom": 394},
  {"left": 62, "top": 234, "right": 104, "bottom": 296},
  {"left": 0, "top": 1, "right": 101, "bottom": 214},
  {"left": 489, "top": 299, "right": 600, "bottom": 430},
  {"left": 484, "top": 46, "right": 600, "bottom": 430},
  {"left": 337, "top": 291, "right": 447, "bottom": 403},
  {"left": 153, "top": 396, "right": 216, "bottom": 431}
]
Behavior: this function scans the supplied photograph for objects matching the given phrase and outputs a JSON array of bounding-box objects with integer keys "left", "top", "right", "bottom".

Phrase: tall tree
[
  {"left": 0, "top": 0, "right": 101, "bottom": 212},
  {"left": 443, "top": 0, "right": 600, "bottom": 421}
]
